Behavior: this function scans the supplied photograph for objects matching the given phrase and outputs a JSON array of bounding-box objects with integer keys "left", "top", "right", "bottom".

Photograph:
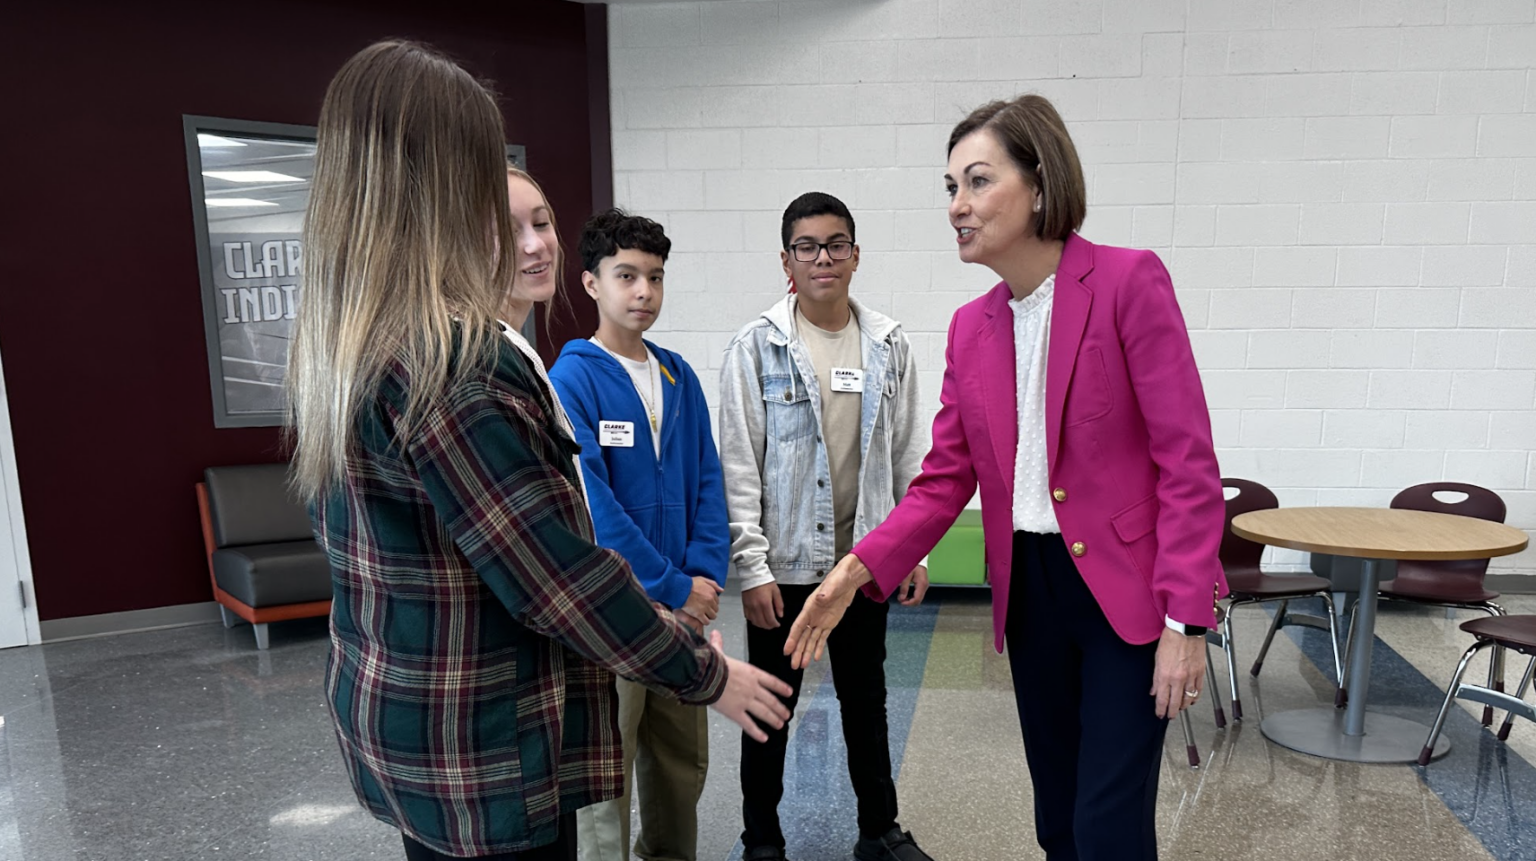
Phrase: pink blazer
[{"left": 854, "top": 234, "right": 1227, "bottom": 651}]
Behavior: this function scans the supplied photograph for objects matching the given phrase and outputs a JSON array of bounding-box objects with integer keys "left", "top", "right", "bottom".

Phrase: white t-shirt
[
  {"left": 1010, "top": 275, "right": 1060, "bottom": 534},
  {"left": 592, "top": 338, "right": 664, "bottom": 458}
]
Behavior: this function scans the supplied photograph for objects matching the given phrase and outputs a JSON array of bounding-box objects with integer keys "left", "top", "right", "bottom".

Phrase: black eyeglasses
[{"left": 789, "top": 240, "right": 854, "bottom": 262}]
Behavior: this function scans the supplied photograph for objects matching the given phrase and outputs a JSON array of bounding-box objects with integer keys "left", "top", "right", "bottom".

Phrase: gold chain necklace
[{"left": 594, "top": 336, "right": 658, "bottom": 433}]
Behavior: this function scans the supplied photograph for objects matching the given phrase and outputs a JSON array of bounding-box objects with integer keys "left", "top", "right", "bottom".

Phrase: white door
[{"left": 0, "top": 344, "right": 39, "bottom": 648}]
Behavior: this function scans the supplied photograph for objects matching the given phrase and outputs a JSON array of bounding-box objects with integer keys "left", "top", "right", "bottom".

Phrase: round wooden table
[{"left": 1231, "top": 507, "right": 1529, "bottom": 763}]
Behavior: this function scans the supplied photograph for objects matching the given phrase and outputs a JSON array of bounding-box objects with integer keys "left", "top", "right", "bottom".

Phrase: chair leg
[
  {"left": 253, "top": 623, "right": 271, "bottom": 650},
  {"left": 1420, "top": 641, "right": 1488, "bottom": 766},
  {"left": 1339, "top": 598, "right": 1360, "bottom": 707},
  {"left": 1320, "top": 593, "right": 1345, "bottom": 707},
  {"left": 1483, "top": 646, "right": 1506, "bottom": 727},
  {"left": 219, "top": 606, "right": 240, "bottom": 629},
  {"left": 1251, "top": 599, "right": 1288, "bottom": 677},
  {"left": 1497, "top": 654, "right": 1536, "bottom": 743},
  {"left": 1223, "top": 608, "right": 1243, "bottom": 721},
  {"left": 1205, "top": 641, "right": 1227, "bottom": 729},
  {"left": 1484, "top": 603, "right": 1508, "bottom": 727},
  {"left": 1180, "top": 708, "right": 1199, "bottom": 769}
]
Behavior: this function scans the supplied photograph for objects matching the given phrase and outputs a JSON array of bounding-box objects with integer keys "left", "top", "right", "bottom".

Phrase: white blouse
[
  {"left": 499, "top": 323, "right": 588, "bottom": 503},
  {"left": 1010, "top": 275, "right": 1060, "bottom": 535}
]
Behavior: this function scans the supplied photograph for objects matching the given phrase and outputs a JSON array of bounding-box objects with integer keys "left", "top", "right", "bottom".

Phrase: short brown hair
[{"left": 947, "top": 95, "right": 1086, "bottom": 242}]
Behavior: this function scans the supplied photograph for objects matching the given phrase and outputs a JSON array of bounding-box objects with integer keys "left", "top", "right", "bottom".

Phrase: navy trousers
[{"left": 1006, "top": 531, "right": 1167, "bottom": 861}]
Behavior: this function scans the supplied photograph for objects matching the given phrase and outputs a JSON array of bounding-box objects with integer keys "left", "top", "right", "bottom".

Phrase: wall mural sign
[{"left": 183, "top": 115, "right": 527, "bottom": 427}]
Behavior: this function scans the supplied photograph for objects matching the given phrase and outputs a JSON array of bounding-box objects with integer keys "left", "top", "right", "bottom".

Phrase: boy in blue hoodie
[{"left": 550, "top": 208, "right": 729, "bottom": 861}]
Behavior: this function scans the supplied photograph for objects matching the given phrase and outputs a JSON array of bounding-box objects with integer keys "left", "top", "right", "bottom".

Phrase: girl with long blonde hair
[
  {"left": 494, "top": 166, "right": 582, "bottom": 485},
  {"left": 287, "top": 40, "right": 791, "bottom": 861}
]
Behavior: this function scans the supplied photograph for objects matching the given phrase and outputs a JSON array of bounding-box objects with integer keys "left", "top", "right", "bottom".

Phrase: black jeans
[
  {"left": 740, "top": 583, "right": 898, "bottom": 850},
  {"left": 1006, "top": 531, "right": 1167, "bottom": 861},
  {"left": 402, "top": 813, "right": 576, "bottom": 861}
]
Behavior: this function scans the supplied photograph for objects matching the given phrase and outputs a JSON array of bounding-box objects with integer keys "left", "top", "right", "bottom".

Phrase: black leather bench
[{"left": 196, "top": 464, "right": 331, "bottom": 648}]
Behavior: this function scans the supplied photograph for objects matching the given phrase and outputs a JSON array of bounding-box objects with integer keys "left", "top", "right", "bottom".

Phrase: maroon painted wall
[{"left": 3, "top": 0, "right": 609, "bottom": 621}]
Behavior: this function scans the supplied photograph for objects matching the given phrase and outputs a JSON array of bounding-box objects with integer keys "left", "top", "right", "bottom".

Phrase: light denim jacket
[{"left": 720, "top": 295, "right": 930, "bottom": 592}]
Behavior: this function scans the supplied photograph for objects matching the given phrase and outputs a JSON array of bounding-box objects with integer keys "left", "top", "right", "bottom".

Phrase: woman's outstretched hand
[
  {"left": 783, "top": 553, "right": 874, "bottom": 670},
  {"left": 707, "top": 630, "right": 795, "bottom": 742}
]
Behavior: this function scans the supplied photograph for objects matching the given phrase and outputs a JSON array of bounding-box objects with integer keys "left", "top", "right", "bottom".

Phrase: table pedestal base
[{"left": 1261, "top": 708, "right": 1450, "bottom": 763}]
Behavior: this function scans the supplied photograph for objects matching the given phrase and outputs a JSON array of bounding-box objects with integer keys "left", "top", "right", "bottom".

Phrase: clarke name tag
[
  {"left": 830, "top": 367, "right": 865, "bottom": 393},
  {"left": 599, "top": 421, "right": 635, "bottom": 447}
]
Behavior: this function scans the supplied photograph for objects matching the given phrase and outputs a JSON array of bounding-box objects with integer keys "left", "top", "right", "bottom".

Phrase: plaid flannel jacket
[{"left": 315, "top": 333, "right": 727, "bottom": 856}]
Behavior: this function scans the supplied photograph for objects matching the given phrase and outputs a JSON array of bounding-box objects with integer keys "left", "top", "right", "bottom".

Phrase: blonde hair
[
  {"left": 505, "top": 166, "right": 570, "bottom": 330},
  {"left": 288, "top": 40, "right": 516, "bottom": 501}
]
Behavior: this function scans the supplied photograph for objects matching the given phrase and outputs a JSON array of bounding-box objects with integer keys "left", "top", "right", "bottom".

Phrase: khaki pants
[{"left": 576, "top": 677, "right": 709, "bottom": 861}]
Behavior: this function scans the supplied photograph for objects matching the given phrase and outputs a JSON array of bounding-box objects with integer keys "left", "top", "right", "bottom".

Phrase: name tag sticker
[
  {"left": 830, "top": 367, "right": 865, "bottom": 393},
  {"left": 599, "top": 421, "right": 635, "bottom": 447}
]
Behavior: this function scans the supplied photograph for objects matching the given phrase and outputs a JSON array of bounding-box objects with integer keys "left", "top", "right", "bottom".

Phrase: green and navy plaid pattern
[{"left": 315, "top": 334, "right": 726, "bottom": 857}]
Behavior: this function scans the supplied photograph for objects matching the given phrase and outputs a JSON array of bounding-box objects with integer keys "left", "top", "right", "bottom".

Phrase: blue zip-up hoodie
[{"left": 548, "top": 338, "right": 729, "bottom": 610}]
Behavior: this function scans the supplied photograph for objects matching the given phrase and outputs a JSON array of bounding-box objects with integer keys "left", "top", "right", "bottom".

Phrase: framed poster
[{"left": 183, "top": 115, "right": 529, "bottom": 427}]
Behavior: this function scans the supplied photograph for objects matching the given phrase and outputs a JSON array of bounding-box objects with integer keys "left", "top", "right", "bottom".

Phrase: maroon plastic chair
[
  {"left": 1420, "top": 615, "right": 1536, "bottom": 765},
  {"left": 1218, "top": 478, "right": 1344, "bottom": 721},
  {"left": 1343, "top": 482, "right": 1508, "bottom": 725}
]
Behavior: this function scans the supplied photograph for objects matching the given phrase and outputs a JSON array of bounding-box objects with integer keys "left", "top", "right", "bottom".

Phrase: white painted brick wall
[{"left": 607, "top": 0, "right": 1536, "bottom": 576}]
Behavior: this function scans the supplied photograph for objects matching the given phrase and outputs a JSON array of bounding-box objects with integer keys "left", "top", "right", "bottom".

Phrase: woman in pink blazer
[{"left": 785, "top": 95, "right": 1227, "bottom": 860}]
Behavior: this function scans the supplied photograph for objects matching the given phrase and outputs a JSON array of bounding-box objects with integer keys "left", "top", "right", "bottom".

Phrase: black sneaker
[
  {"left": 743, "top": 846, "right": 788, "bottom": 861},
  {"left": 854, "top": 827, "right": 934, "bottom": 861}
]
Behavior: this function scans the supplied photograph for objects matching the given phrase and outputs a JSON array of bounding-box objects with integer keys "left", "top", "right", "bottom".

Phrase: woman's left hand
[
  {"left": 1151, "top": 628, "right": 1207, "bottom": 719},
  {"left": 896, "top": 565, "right": 929, "bottom": 607}
]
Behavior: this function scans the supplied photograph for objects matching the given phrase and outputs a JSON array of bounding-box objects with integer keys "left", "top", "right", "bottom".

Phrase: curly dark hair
[{"left": 578, "top": 207, "right": 671, "bottom": 274}]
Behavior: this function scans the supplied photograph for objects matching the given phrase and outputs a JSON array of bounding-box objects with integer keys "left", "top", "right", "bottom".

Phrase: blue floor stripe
[
  {"left": 725, "top": 599, "right": 943, "bottom": 861},
  {"left": 1270, "top": 599, "right": 1536, "bottom": 860}
]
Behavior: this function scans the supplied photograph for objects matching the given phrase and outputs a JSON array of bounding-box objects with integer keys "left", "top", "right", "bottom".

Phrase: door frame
[{"left": 0, "top": 343, "right": 42, "bottom": 646}]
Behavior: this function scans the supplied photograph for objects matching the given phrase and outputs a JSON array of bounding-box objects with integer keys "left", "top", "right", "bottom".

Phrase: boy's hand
[
  {"left": 742, "top": 582, "right": 784, "bottom": 630},
  {"left": 682, "top": 576, "right": 724, "bottom": 624}
]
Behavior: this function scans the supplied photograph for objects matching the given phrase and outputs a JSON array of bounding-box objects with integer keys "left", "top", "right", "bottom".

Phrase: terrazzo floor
[{"left": 1, "top": 587, "right": 1531, "bottom": 861}]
